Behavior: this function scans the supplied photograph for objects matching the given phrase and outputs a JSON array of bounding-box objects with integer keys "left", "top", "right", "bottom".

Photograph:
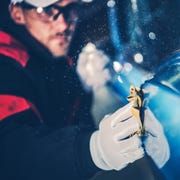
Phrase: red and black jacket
[{"left": 0, "top": 27, "right": 99, "bottom": 180}]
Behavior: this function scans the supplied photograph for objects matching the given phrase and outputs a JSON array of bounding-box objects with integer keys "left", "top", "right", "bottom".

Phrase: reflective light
[
  {"left": 113, "top": 61, "right": 122, "bottom": 73},
  {"left": 117, "top": 76, "right": 123, "bottom": 83},
  {"left": 124, "top": 63, "right": 133, "bottom": 72},
  {"left": 131, "top": 0, "right": 138, "bottom": 12},
  {"left": 107, "top": 0, "right": 115, "bottom": 8},
  {"left": 134, "top": 53, "right": 143, "bottom": 63},
  {"left": 37, "top": 7, "right": 43, "bottom": 13},
  {"left": 81, "top": 0, "right": 93, "bottom": 2},
  {"left": 160, "top": 80, "right": 177, "bottom": 92},
  {"left": 148, "top": 32, "right": 156, "bottom": 40}
]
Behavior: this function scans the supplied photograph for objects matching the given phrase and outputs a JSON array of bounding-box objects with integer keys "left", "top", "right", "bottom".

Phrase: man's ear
[{"left": 9, "top": 5, "right": 26, "bottom": 25}]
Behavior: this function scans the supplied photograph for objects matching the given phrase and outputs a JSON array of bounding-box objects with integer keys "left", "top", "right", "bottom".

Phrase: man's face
[{"left": 12, "top": 0, "right": 79, "bottom": 57}]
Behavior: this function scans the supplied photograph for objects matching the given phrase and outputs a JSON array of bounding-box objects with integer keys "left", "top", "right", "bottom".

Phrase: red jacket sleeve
[{"left": 0, "top": 95, "right": 30, "bottom": 121}]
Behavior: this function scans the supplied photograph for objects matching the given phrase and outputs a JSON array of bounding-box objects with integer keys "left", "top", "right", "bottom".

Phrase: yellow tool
[{"left": 127, "top": 85, "right": 144, "bottom": 136}]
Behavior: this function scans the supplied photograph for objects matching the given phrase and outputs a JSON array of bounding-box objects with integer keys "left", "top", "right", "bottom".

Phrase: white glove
[
  {"left": 76, "top": 43, "right": 111, "bottom": 90},
  {"left": 90, "top": 103, "right": 144, "bottom": 171},
  {"left": 143, "top": 108, "right": 170, "bottom": 168}
]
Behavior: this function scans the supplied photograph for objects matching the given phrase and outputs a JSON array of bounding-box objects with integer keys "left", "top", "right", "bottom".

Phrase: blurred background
[
  {"left": 70, "top": 0, "right": 180, "bottom": 125},
  {"left": 1, "top": 0, "right": 179, "bottom": 90},
  {"left": 71, "top": 0, "right": 180, "bottom": 70}
]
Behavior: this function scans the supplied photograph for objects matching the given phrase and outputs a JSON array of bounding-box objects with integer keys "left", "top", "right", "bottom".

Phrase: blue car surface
[{"left": 141, "top": 51, "right": 180, "bottom": 179}]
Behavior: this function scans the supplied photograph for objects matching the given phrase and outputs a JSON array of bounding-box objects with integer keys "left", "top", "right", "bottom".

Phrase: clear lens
[
  {"left": 19, "top": 2, "right": 79, "bottom": 24},
  {"left": 35, "top": 3, "right": 79, "bottom": 24}
]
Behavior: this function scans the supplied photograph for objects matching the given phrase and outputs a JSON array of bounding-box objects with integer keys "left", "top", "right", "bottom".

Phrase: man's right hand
[{"left": 90, "top": 103, "right": 144, "bottom": 170}]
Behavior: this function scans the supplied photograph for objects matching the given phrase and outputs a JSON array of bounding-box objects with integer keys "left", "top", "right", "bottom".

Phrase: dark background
[
  {"left": 70, "top": 0, "right": 180, "bottom": 71},
  {"left": 1, "top": 0, "right": 180, "bottom": 71}
]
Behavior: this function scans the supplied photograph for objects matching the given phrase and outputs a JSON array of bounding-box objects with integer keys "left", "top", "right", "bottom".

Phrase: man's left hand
[{"left": 143, "top": 109, "right": 170, "bottom": 168}]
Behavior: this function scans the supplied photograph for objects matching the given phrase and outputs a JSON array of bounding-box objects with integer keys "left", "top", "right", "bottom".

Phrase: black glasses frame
[
  {"left": 52, "top": 3, "right": 79, "bottom": 21},
  {"left": 16, "top": 2, "right": 80, "bottom": 23}
]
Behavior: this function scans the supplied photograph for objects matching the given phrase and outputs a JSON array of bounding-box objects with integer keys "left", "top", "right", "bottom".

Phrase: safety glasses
[{"left": 17, "top": 2, "right": 79, "bottom": 24}]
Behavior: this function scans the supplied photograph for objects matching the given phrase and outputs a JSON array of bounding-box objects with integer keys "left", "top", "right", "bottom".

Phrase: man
[{"left": 0, "top": 0, "right": 169, "bottom": 180}]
